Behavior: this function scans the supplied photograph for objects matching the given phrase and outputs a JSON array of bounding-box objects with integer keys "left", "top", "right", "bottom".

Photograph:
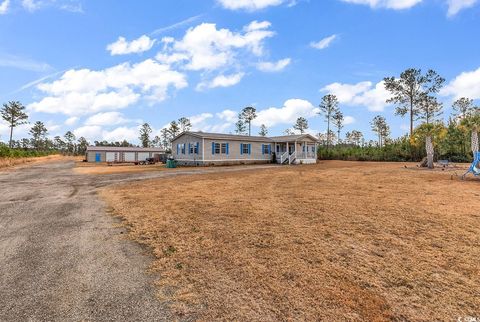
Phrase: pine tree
[{"left": 1, "top": 101, "right": 29, "bottom": 148}]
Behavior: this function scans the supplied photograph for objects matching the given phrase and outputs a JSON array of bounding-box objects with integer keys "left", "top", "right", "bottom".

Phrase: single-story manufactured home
[
  {"left": 171, "top": 131, "right": 318, "bottom": 166},
  {"left": 85, "top": 146, "right": 166, "bottom": 163}
]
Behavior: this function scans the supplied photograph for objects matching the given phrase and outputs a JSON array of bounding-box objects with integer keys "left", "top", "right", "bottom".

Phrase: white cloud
[
  {"left": 28, "top": 59, "right": 188, "bottom": 116},
  {"left": 217, "top": 0, "right": 285, "bottom": 11},
  {"left": 22, "top": 0, "right": 41, "bottom": 11},
  {"left": 310, "top": 35, "right": 338, "bottom": 50},
  {"left": 65, "top": 116, "right": 79, "bottom": 126},
  {"left": 73, "top": 125, "right": 139, "bottom": 143},
  {"left": 0, "top": 0, "right": 10, "bottom": 14},
  {"left": 447, "top": 0, "right": 478, "bottom": 16},
  {"left": 190, "top": 113, "right": 214, "bottom": 128},
  {"left": 216, "top": 109, "right": 238, "bottom": 123},
  {"left": 256, "top": 58, "right": 291, "bottom": 72},
  {"left": 440, "top": 66, "right": 480, "bottom": 100},
  {"left": 107, "top": 35, "right": 156, "bottom": 55},
  {"left": 321, "top": 80, "right": 390, "bottom": 112},
  {"left": 196, "top": 72, "right": 245, "bottom": 91},
  {"left": 340, "top": 0, "right": 423, "bottom": 9},
  {"left": 20, "top": 0, "right": 83, "bottom": 13},
  {"left": 103, "top": 126, "right": 138, "bottom": 142},
  {"left": 344, "top": 116, "right": 356, "bottom": 125},
  {"left": 158, "top": 21, "right": 274, "bottom": 71},
  {"left": 253, "top": 99, "right": 320, "bottom": 127},
  {"left": 85, "top": 112, "right": 130, "bottom": 126}
]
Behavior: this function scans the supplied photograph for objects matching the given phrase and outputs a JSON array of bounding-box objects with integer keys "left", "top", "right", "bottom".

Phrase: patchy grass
[
  {"left": 100, "top": 161, "right": 480, "bottom": 321},
  {"left": 0, "top": 154, "right": 78, "bottom": 170}
]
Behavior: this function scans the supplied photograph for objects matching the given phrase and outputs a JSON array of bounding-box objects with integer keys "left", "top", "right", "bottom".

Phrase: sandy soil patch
[
  {"left": 101, "top": 161, "right": 480, "bottom": 321},
  {"left": 0, "top": 155, "right": 79, "bottom": 170}
]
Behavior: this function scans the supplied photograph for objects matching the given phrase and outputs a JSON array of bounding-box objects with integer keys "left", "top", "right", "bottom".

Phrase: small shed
[{"left": 85, "top": 146, "right": 166, "bottom": 163}]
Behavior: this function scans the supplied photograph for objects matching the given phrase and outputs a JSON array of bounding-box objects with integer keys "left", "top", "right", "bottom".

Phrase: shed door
[
  {"left": 95, "top": 153, "right": 101, "bottom": 162},
  {"left": 106, "top": 152, "right": 117, "bottom": 162},
  {"left": 137, "top": 152, "right": 150, "bottom": 161},
  {"left": 124, "top": 152, "right": 136, "bottom": 162}
]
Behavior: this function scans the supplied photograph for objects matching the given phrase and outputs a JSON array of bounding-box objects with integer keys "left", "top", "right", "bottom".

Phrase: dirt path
[{"left": 0, "top": 160, "right": 277, "bottom": 321}]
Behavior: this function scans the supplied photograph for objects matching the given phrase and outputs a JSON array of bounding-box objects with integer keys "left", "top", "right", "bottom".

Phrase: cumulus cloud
[
  {"left": 447, "top": 0, "right": 478, "bottom": 16},
  {"left": 28, "top": 59, "right": 188, "bottom": 116},
  {"left": 256, "top": 58, "right": 291, "bottom": 72},
  {"left": 440, "top": 66, "right": 480, "bottom": 100},
  {"left": 253, "top": 99, "right": 320, "bottom": 127},
  {"left": 158, "top": 21, "right": 275, "bottom": 72},
  {"left": 0, "top": 0, "right": 9, "bottom": 14},
  {"left": 196, "top": 73, "right": 245, "bottom": 91},
  {"left": 85, "top": 112, "right": 131, "bottom": 126},
  {"left": 65, "top": 116, "right": 79, "bottom": 126},
  {"left": 157, "top": 20, "right": 276, "bottom": 89},
  {"left": 107, "top": 35, "right": 156, "bottom": 55},
  {"left": 310, "top": 35, "right": 337, "bottom": 50},
  {"left": 344, "top": 116, "right": 356, "bottom": 125},
  {"left": 216, "top": 109, "right": 238, "bottom": 123},
  {"left": 321, "top": 80, "right": 390, "bottom": 112},
  {"left": 73, "top": 125, "right": 139, "bottom": 143},
  {"left": 340, "top": 0, "right": 423, "bottom": 9},
  {"left": 217, "top": 0, "right": 285, "bottom": 11}
]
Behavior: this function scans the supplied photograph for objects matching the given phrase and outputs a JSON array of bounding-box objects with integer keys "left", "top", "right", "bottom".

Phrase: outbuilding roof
[{"left": 86, "top": 146, "right": 165, "bottom": 152}]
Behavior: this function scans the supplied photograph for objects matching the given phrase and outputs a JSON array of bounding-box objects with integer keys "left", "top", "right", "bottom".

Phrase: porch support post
[{"left": 287, "top": 142, "right": 290, "bottom": 164}]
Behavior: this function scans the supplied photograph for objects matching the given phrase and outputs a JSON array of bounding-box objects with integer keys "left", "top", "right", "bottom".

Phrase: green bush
[
  {"left": 0, "top": 143, "right": 57, "bottom": 158},
  {"left": 317, "top": 134, "right": 473, "bottom": 163}
]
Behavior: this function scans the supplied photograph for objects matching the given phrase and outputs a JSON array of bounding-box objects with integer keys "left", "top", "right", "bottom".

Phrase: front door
[{"left": 288, "top": 144, "right": 294, "bottom": 154}]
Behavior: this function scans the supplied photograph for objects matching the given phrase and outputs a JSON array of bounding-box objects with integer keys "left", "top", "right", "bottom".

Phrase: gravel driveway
[{"left": 0, "top": 160, "right": 275, "bottom": 321}]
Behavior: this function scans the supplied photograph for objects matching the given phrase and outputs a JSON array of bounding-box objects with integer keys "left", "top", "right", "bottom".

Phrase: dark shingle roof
[
  {"left": 173, "top": 131, "right": 319, "bottom": 143},
  {"left": 179, "top": 131, "right": 274, "bottom": 142}
]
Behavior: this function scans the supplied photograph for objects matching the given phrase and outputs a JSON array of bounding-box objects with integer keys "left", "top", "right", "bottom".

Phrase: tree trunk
[
  {"left": 426, "top": 135, "right": 434, "bottom": 169},
  {"left": 472, "top": 127, "right": 479, "bottom": 154},
  {"left": 9, "top": 126, "right": 13, "bottom": 148},
  {"left": 410, "top": 100, "right": 414, "bottom": 140},
  {"left": 327, "top": 118, "right": 330, "bottom": 150}
]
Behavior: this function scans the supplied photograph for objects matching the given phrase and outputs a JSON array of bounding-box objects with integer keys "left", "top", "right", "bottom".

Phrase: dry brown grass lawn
[
  {"left": 0, "top": 154, "right": 78, "bottom": 170},
  {"left": 101, "top": 161, "right": 480, "bottom": 321},
  {"left": 74, "top": 162, "right": 176, "bottom": 175}
]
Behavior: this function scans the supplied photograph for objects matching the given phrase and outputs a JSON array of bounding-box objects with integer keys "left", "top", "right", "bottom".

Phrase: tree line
[
  {"left": 317, "top": 68, "right": 479, "bottom": 166},
  {"left": 0, "top": 101, "right": 92, "bottom": 157}
]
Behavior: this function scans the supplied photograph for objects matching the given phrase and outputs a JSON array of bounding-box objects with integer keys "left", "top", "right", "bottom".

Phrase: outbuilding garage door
[
  {"left": 106, "top": 152, "right": 118, "bottom": 162},
  {"left": 137, "top": 152, "right": 150, "bottom": 161},
  {"left": 124, "top": 152, "right": 136, "bottom": 162}
]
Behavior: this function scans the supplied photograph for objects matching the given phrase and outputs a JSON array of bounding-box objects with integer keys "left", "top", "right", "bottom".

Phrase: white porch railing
[
  {"left": 280, "top": 151, "right": 289, "bottom": 164},
  {"left": 289, "top": 151, "right": 296, "bottom": 164},
  {"left": 296, "top": 152, "right": 316, "bottom": 159}
]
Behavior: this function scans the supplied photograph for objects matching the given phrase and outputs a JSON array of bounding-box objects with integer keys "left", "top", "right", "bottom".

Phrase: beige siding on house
[
  {"left": 172, "top": 133, "right": 204, "bottom": 162},
  {"left": 203, "top": 139, "right": 272, "bottom": 162}
]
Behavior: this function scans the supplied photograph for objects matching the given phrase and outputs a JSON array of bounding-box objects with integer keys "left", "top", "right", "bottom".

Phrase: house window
[
  {"left": 181, "top": 143, "right": 186, "bottom": 154},
  {"left": 221, "top": 143, "right": 227, "bottom": 154},
  {"left": 262, "top": 145, "right": 270, "bottom": 154},
  {"left": 214, "top": 143, "right": 221, "bottom": 154},
  {"left": 189, "top": 142, "right": 199, "bottom": 154},
  {"left": 242, "top": 143, "right": 250, "bottom": 155}
]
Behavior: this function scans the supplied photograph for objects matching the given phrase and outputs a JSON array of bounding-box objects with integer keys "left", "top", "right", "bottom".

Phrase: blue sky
[{"left": 1, "top": 0, "right": 479, "bottom": 144}]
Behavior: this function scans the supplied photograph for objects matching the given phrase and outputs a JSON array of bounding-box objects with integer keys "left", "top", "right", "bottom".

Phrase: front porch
[{"left": 274, "top": 139, "right": 318, "bottom": 165}]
